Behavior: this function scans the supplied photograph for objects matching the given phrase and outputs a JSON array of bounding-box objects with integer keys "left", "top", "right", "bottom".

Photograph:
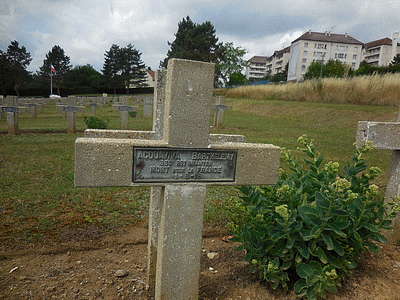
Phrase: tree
[
  {"left": 304, "top": 59, "right": 346, "bottom": 79},
  {"left": 390, "top": 53, "right": 400, "bottom": 66},
  {"left": 160, "top": 16, "right": 223, "bottom": 71},
  {"left": 38, "top": 45, "right": 72, "bottom": 95},
  {"left": 217, "top": 42, "right": 248, "bottom": 87},
  {"left": 228, "top": 72, "right": 247, "bottom": 87},
  {"left": 119, "top": 44, "right": 147, "bottom": 94},
  {"left": 0, "top": 41, "right": 32, "bottom": 96},
  {"left": 102, "top": 44, "right": 147, "bottom": 94},
  {"left": 102, "top": 44, "right": 123, "bottom": 94},
  {"left": 65, "top": 64, "right": 105, "bottom": 91}
]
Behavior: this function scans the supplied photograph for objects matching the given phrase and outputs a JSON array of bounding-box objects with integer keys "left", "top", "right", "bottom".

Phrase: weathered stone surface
[{"left": 356, "top": 121, "right": 400, "bottom": 149}]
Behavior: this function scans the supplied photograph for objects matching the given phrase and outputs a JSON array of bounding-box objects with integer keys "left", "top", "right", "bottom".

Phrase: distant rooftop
[
  {"left": 365, "top": 37, "right": 400, "bottom": 49},
  {"left": 248, "top": 56, "right": 268, "bottom": 63},
  {"left": 292, "top": 31, "right": 363, "bottom": 45}
]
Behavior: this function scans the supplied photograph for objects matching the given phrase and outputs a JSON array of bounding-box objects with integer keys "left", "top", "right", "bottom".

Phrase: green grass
[{"left": 0, "top": 97, "right": 397, "bottom": 244}]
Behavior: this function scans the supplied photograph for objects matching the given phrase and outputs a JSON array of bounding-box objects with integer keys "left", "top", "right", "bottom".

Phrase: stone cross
[
  {"left": 213, "top": 95, "right": 232, "bottom": 128},
  {"left": 63, "top": 97, "right": 85, "bottom": 134},
  {"left": 356, "top": 113, "right": 400, "bottom": 244},
  {"left": 112, "top": 97, "right": 139, "bottom": 130},
  {"left": 1, "top": 96, "right": 27, "bottom": 135},
  {"left": 74, "top": 59, "right": 281, "bottom": 299},
  {"left": 82, "top": 69, "right": 246, "bottom": 296},
  {"left": 143, "top": 95, "right": 153, "bottom": 118}
]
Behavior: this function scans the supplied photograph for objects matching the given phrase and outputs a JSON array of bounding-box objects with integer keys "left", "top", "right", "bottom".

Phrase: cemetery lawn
[{"left": 1, "top": 97, "right": 400, "bottom": 299}]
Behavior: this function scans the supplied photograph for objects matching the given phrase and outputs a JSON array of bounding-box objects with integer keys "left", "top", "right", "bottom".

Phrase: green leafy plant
[
  {"left": 83, "top": 116, "right": 108, "bottom": 129},
  {"left": 229, "top": 135, "right": 399, "bottom": 300}
]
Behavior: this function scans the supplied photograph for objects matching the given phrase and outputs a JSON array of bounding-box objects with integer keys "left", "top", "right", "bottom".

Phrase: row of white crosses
[{"left": 74, "top": 59, "right": 281, "bottom": 299}]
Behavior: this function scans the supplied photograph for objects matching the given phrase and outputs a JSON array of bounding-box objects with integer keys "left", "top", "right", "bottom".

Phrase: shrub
[
  {"left": 229, "top": 136, "right": 399, "bottom": 300},
  {"left": 83, "top": 116, "right": 108, "bottom": 129}
]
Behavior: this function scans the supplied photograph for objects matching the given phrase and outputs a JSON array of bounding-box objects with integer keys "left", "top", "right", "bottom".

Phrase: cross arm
[
  {"left": 210, "top": 142, "right": 280, "bottom": 185},
  {"left": 74, "top": 138, "right": 168, "bottom": 187},
  {"left": 83, "top": 129, "right": 246, "bottom": 143},
  {"left": 74, "top": 138, "right": 280, "bottom": 187},
  {"left": 356, "top": 121, "right": 400, "bottom": 150}
]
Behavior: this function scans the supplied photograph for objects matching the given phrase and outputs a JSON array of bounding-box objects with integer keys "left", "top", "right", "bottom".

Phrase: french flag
[{"left": 51, "top": 65, "right": 56, "bottom": 74}]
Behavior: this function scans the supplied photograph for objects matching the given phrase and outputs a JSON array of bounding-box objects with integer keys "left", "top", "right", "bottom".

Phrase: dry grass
[{"left": 227, "top": 74, "right": 400, "bottom": 106}]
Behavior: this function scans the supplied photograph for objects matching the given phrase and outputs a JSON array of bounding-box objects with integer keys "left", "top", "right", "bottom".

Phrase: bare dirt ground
[{"left": 1, "top": 222, "right": 400, "bottom": 300}]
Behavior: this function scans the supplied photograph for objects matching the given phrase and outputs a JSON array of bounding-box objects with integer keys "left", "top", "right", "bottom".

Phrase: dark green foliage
[
  {"left": 0, "top": 41, "right": 32, "bottom": 96},
  {"left": 102, "top": 44, "right": 147, "bottom": 94},
  {"left": 37, "top": 45, "right": 73, "bottom": 95},
  {"left": 65, "top": 64, "right": 105, "bottom": 90},
  {"left": 354, "top": 59, "right": 400, "bottom": 76},
  {"left": 390, "top": 54, "right": 400, "bottom": 66},
  {"left": 305, "top": 59, "right": 346, "bottom": 79},
  {"left": 160, "top": 16, "right": 222, "bottom": 69},
  {"left": 83, "top": 116, "right": 108, "bottom": 129},
  {"left": 229, "top": 136, "right": 399, "bottom": 299}
]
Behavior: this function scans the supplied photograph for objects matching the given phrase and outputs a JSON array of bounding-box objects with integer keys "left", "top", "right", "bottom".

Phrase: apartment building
[
  {"left": 287, "top": 31, "right": 364, "bottom": 81},
  {"left": 246, "top": 47, "right": 291, "bottom": 80},
  {"left": 245, "top": 56, "right": 268, "bottom": 79},
  {"left": 266, "top": 46, "right": 291, "bottom": 77},
  {"left": 364, "top": 32, "right": 400, "bottom": 66}
]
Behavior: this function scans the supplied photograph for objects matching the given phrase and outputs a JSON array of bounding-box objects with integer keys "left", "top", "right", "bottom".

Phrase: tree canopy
[
  {"left": 217, "top": 42, "right": 248, "bottom": 87},
  {"left": 0, "top": 41, "right": 32, "bottom": 96},
  {"left": 161, "top": 16, "right": 250, "bottom": 87},
  {"left": 38, "top": 45, "right": 72, "bottom": 95},
  {"left": 102, "top": 44, "right": 147, "bottom": 94},
  {"left": 304, "top": 59, "right": 347, "bottom": 80},
  {"left": 160, "top": 16, "right": 223, "bottom": 69}
]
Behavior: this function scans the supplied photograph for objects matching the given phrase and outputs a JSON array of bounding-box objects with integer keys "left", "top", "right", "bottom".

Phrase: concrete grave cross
[
  {"left": 356, "top": 113, "right": 400, "bottom": 244},
  {"left": 74, "top": 59, "right": 281, "bottom": 299},
  {"left": 1, "top": 96, "right": 28, "bottom": 135},
  {"left": 143, "top": 95, "right": 153, "bottom": 118},
  {"left": 82, "top": 69, "right": 246, "bottom": 296},
  {"left": 63, "top": 96, "right": 86, "bottom": 134},
  {"left": 213, "top": 95, "right": 232, "bottom": 128},
  {"left": 112, "top": 97, "right": 139, "bottom": 130}
]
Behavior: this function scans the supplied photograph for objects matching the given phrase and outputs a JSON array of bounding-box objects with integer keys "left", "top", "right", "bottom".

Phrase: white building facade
[
  {"left": 287, "top": 31, "right": 364, "bottom": 81},
  {"left": 364, "top": 32, "right": 400, "bottom": 66}
]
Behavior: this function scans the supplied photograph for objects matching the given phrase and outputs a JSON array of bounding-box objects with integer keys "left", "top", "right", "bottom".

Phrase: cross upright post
[
  {"left": 75, "top": 59, "right": 281, "bottom": 299},
  {"left": 213, "top": 95, "right": 232, "bottom": 128},
  {"left": 1, "top": 96, "right": 27, "bottom": 135}
]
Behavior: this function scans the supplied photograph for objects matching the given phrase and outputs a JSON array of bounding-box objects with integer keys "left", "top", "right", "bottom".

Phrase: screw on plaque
[{"left": 136, "top": 161, "right": 144, "bottom": 172}]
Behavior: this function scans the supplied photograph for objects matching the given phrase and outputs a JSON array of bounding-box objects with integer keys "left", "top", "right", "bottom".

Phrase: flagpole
[{"left": 50, "top": 69, "right": 53, "bottom": 95}]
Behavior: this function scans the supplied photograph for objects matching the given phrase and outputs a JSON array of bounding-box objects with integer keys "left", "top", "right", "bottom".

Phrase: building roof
[
  {"left": 147, "top": 69, "right": 155, "bottom": 80},
  {"left": 365, "top": 37, "right": 400, "bottom": 49},
  {"left": 248, "top": 56, "right": 268, "bottom": 64},
  {"left": 274, "top": 46, "right": 291, "bottom": 56},
  {"left": 292, "top": 31, "right": 363, "bottom": 45}
]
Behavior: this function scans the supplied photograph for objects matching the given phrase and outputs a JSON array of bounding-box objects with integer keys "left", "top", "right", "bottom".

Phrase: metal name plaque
[{"left": 133, "top": 147, "right": 237, "bottom": 183}]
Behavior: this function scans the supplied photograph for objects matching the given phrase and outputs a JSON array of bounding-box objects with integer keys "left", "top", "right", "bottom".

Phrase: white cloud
[{"left": 1, "top": 0, "right": 399, "bottom": 74}]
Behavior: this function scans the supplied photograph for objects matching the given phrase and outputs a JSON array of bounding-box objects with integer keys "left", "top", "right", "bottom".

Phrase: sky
[{"left": 1, "top": 0, "right": 400, "bottom": 74}]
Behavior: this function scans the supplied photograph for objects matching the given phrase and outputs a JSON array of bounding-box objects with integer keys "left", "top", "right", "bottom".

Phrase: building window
[
  {"left": 302, "top": 58, "right": 307, "bottom": 63},
  {"left": 303, "top": 51, "right": 308, "bottom": 56},
  {"left": 304, "top": 43, "right": 308, "bottom": 48},
  {"left": 301, "top": 65, "right": 306, "bottom": 71},
  {"left": 351, "top": 62, "right": 356, "bottom": 69},
  {"left": 354, "top": 46, "right": 358, "bottom": 52},
  {"left": 353, "top": 54, "right": 357, "bottom": 60},
  {"left": 336, "top": 53, "right": 346, "bottom": 59}
]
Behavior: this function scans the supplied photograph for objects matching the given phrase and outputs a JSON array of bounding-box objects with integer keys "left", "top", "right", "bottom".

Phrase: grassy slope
[{"left": 0, "top": 98, "right": 397, "bottom": 243}]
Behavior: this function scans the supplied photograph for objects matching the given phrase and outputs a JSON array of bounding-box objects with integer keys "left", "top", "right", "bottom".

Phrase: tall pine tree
[
  {"left": 38, "top": 45, "right": 72, "bottom": 95},
  {"left": 102, "top": 44, "right": 147, "bottom": 94},
  {"left": 0, "top": 41, "right": 32, "bottom": 96},
  {"left": 160, "top": 16, "right": 223, "bottom": 68}
]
